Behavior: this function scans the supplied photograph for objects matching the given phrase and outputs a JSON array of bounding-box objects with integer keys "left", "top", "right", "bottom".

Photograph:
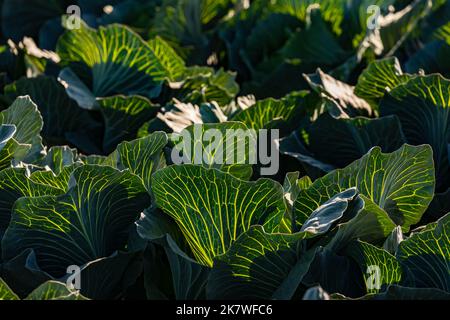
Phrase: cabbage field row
[{"left": 0, "top": 0, "right": 449, "bottom": 300}]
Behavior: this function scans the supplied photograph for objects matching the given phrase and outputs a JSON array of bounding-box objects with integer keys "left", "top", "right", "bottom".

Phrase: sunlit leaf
[
  {"left": 293, "top": 145, "right": 435, "bottom": 232},
  {"left": 151, "top": 165, "right": 285, "bottom": 267},
  {"left": 171, "top": 122, "right": 256, "bottom": 180}
]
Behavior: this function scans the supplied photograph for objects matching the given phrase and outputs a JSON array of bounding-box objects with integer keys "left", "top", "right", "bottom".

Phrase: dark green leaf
[
  {"left": 304, "top": 113, "right": 406, "bottom": 168},
  {"left": 98, "top": 95, "right": 159, "bottom": 153},
  {"left": 5, "top": 76, "right": 97, "bottom": 144},
  {"left": 2, "top": 165, "right": 151, "bottom": 277},
  {"left": 397, "top": 213, "right": 450, "bottom": 291},
  {"left": 380, "top": 75, "right": 450, "bottom": 191}
]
